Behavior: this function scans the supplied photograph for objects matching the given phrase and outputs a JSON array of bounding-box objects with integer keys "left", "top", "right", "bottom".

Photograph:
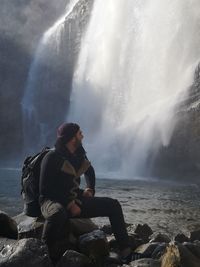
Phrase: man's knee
[
  {"left": 41, "top": 201, "right": 67, "bottom": 222},
  {"left": 106, "top": 198, "right": 122, "bottom": 212}
]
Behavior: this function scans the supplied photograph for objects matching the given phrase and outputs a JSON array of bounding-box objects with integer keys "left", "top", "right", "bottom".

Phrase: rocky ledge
[{"left": 1, "top": 210, "right": 200, "bottom": 267}]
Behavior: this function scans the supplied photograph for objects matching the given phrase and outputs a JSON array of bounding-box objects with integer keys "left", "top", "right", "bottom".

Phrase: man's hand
[
  {"left": 67, "top": 201, "right": 81, "bottom": 217},
  {"left": 83, "top": 188, "right": 94, "bottom": 197}
]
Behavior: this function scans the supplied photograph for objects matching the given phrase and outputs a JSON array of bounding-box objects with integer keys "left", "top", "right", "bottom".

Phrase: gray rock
[
  {"left": 0, "top": 211, "right": 18, "bottom": 239},
  {"left": 151, "top": 243, "right": 167, "bottom": 259},
  {"left": 190, "top": 229, "right": 200, "bottom": 242},
  {"left": 79, "top": 230, "right": 109, "bottom": 259},
  {"left": 150, "top": 233, "right": 170, "bottom": 243},
  {"left": 14, "top": 212, "right": 98, "bottom": 240},
  {"left": 129, "top": 234, "right": 144, "bottom": 250},
  {"left": 134, "top": 224, "right": 153, "bottom": 242},
  {"left": 161, "top": 242, "right": 200, "bottom": 267},
  {"left": 183, "top": 242, "right": 200, "bottom": 259},
  {"left": 135, "top": 243, "right": 160, "bottom": 258},
  {"left": 0, "top": 238, "right": 53, "bottom": 267},
  {"left": 129, "top": 258, "right": 161, "bottom": 267},
  {"left": 14, "top": 213, "right": 44, "bottom": 239},
  {"left": 70, "top": 218, "right": 98, "bottom": 236},
  {"left": 56, "top": 250, "right": 91, "bottom": 267},
  {"left": 174, "top": 233, "right": 189, "bottom": 243}
]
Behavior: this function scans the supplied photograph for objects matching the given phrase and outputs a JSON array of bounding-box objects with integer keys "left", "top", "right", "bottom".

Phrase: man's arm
[{"left": 84, "top": 165, "right": 96, "bottom": 196}]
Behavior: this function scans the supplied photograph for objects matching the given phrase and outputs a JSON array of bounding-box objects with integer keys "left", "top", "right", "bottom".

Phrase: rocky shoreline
[{"left": 1, "top": 210, "right": 200, "bottom": 267}]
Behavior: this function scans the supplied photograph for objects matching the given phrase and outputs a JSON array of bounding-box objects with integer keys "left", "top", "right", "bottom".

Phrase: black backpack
[{"left": 21, "top": 147, "right": 51, "bottom": 217}]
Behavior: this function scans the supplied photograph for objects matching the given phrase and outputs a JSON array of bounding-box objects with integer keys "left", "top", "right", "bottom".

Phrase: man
[{"left": 39, "top": 122, "right": 142, "bottom": 263}]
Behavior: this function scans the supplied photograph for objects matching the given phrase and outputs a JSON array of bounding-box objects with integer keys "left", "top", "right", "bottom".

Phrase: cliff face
[
  {"left": 152, "top": 65, "right": 200, "bottom": 181},
  {"left": 0, "top": 0, "right": 94, "bottom": 163}
]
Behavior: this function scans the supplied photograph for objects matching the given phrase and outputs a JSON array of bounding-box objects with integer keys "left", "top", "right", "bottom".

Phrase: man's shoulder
[{"left": 42, "top": 148, "right": 64, "bottom": 164}]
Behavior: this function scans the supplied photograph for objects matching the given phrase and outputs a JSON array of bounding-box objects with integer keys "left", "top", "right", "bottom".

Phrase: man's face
[{"left": 73, "top": 129, "right": 84, "bottom": 147}]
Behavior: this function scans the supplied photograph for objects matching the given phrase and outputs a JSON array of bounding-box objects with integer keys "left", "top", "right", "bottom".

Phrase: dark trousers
[{"left": 41, "top": 196, "right": 130, "bottom": 251}]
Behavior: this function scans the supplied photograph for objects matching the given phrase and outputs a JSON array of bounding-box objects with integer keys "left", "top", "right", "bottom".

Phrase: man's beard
[{"left": 74, "top": 138, "right": 82, "bottom": 149}]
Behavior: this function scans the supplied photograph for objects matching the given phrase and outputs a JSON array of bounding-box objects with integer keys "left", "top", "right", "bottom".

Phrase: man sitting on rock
[{"left": 39, "top": 122, "right": 143, "bottom": 263}]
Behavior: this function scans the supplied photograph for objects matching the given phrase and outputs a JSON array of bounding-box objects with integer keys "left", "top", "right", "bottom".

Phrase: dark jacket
[{"left": 39, "top": 143, "right": 95, "bottom": 207}]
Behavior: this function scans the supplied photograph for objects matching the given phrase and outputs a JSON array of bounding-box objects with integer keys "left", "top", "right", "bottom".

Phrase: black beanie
[{"left": 57, "top": 122, "right": 80, "bottom": 143}]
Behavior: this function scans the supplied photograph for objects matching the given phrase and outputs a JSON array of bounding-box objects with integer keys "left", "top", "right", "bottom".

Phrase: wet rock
[
  {"left": 183, "top": 242, "right": 200, "bottom": 259},
  {"left": 104, "top": 252, "right": 121, "bottom": 265},
  {"left": 174, "top": 233, "right": 189, "bottom": 243},
  {"left": 0, "top": 211, "right": 18, "bottom": 239},
  {"left": 134, "top": 224, "right": 153, "bottom": 242},
  {"left": 150, "top": 233, "right": 171, "bottom": 243},
  {"left": 56, "top": 250, "right": 91, "bottom": 267},
  {"left": 129, "top": 234, "right": 144, "bottom": 250},
  {"left": 161, "top": 243, "right": 180, "bottom": 267},
  {"left": 14, "top": 213, "right": 98, "bottom": 240},
  {"left": 190, "top": 229, "right": 200, "bottom": 242},
  {"left": 151, "top": 243, "right": 167, "bottom": 259},
  {"left": 129, "top": 258, "right": 161, "bottom": 267},
  {"left": 14, "top": 213, "right": 44, "bottom": 239},
  {"left": 135, "top": 243, "right": 160, "bottom": 258},
  {"left": 161, "top": 242, "right": 200, "bottom": 267},
  {"left": 0, "top": 238, "right": 53, "bottom": 267},
  {"left": 70, "top": 218, "right": 98, "bottom": 236},
  {"left": 79, "top": 230, "right": 109, "bottom": 259}
]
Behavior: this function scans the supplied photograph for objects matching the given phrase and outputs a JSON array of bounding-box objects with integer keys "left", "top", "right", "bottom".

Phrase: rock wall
[
  {"left": 152, "top": 64, "right": 200, "bottom": 181},
  {"left": 0, "top": 0, "right": 94, "bottom": 163}
]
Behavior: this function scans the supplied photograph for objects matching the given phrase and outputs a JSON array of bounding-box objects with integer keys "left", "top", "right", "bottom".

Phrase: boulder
[
  {"left": 79, "top": 230, "right": 109, "bottom": 260},
  {"left": 151, "top": 243, "right": 167, "bottom": 259},
  {"left": 70, "top": 218, "right": 98, "bottom": 236},
  {"left": 183, "top": 242, "right": 200, "bottom": 259},
  {"left": 190, "top": 229, "right": 200, "bottom": 242},
  {"left": 14, "top": 213, "right": 44, "bottom": 239},
  {"left": 14, "top": 213, "right": 98, "bottom": 240},
  {"left": 135, "top": 243, "right": 160, "bottom": 258},
  {"left": 150, "top": 233, "right": 171, "bottom": 243},
  {"left": 129, "top": 258, "right": 161, "bottom": 267},
  {"left": 0, "top": 238, "right": 53, "bottom": 267},
  {"left": 174, "top": 233, "right": 189, "bottom": 243},
  {"left": 0, "top": 211, "right": 18, "bottom": 239},
  {"left": 134, "top": 224, "right": 153, "bottom": 242},
  {"left": 56, "top": 250, "right": 91, "bottom": 267},
  {"left": 161, "top": 242, "right": 200, "bottom": 267}
]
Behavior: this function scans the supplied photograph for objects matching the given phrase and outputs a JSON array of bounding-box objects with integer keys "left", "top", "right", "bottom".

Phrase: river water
[{"left": 0, "top": 168, "right": 200, "bottom": 238}]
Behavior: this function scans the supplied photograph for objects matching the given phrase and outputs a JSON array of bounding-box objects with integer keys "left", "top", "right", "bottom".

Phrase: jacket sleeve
[{"left": 84, "top": 165, "right": 96, "bottom": 193}]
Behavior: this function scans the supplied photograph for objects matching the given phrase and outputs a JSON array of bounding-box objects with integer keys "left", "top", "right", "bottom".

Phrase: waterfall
[
  {"left": 21, "top": 0, "right": 79, "bottom": 154},
  {"left": 68, "top": 0, "right": 200, "bottom": 178}
]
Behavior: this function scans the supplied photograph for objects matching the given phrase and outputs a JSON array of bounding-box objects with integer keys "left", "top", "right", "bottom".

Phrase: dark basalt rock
[
  {"left": 56, "top": 250, "right": 91, "bottom": 267},
  {"left": 190, "top": 229, "right": 200, "bottom": 242},
  {"left": 0, "top": 211, "right": 18, "bottom": 239},
  {"left": 79, "top": 230, "right": 109, "bottom": 259},
  {"left": 183, "top": 242, "right": 200, "bottom": 259},
  {"left": 129, "top": 258, "right": 161, "bottom": 267},
  {"left": 14, "top": 212, "right": 98, "bottom": 240},
  {"left": 174, "top": 233, "right": 190, "bottom": 243},
  {"left": 0, "top": 238, "right": 53, "bottom": 267},
  {"left": 14, "top": 213, "right": 44, "bottom": 239},
  {"left": 150, "top": 233, "right": 171, "bottom": 243},
  {"left": 135, "top": 242, "right": 160, "bottom": 258},
  {"left": 134, "top": 224, "right": 153, "bottom": 242}
]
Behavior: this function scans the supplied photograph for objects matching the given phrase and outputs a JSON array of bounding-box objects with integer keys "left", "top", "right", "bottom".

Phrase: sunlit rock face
[
  {"left": 21, "top": 0, "right": 94, "bottom": 155},
  {"left": 0, "top": 0, "right": 94, "bottom": 163},
  {"left": 152, "top": 64, "right": 200, "bottom": 181}
]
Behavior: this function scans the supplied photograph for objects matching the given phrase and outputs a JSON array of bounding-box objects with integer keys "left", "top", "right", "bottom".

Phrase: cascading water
[
  {"left": 68, "top": 0, "right": 200, "bottom": 178},
  {"left": 21, "top": 0, "right": 79, "bottom": 154}
]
